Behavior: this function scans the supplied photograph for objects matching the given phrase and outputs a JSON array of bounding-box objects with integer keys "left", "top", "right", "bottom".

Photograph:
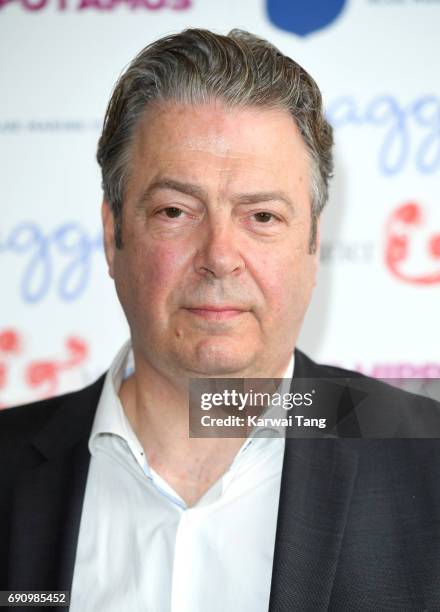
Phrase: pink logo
[
  {"left": 0, "top": 0, "right": 190, "bottom": 11},
  {"left": 384, "top": 201, "right": 440, "bottom": 285}
]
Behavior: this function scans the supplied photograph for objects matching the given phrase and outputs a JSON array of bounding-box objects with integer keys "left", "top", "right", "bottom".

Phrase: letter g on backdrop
[{"left": 266, "top": 0, "right": 348, "bottom": 37}]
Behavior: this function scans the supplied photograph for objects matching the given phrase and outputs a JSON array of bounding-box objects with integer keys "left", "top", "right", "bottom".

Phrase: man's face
[{"left": 102, "top": 101, "right": 320, "bottom": 379}]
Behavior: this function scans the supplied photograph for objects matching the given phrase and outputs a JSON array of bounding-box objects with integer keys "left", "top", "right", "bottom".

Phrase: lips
[{"left": 185, "top": 306, "right": 247, "bottom": 320}]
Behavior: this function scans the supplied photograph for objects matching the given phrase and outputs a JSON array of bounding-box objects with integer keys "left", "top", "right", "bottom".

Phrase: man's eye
[
  {"left": 161, "top": 207, "right": 183, "bottom": 218},
  {"left": 254, "top": 212, "right": 276, "bottom": 223}
]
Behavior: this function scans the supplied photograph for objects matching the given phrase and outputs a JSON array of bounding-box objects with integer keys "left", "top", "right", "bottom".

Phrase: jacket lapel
[
  {"left": 268, "top": 351, "right": 360, "bottom": 611},
  {"left": 8, "top": 375, "right": 105, "bottom": 592}
]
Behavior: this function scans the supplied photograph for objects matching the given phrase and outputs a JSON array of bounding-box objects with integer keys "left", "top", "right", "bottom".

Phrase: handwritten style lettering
[
  {"left": 327, "top": 94, "right": 440, "bottom": 175},
  {"left": 2, "top": 221, "right": 103, "bottom": 303}
]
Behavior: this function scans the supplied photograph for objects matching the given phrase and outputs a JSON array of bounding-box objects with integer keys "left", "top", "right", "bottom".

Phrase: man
[{"left": 1, "top": 28, "right": 440, "bottom": 612}]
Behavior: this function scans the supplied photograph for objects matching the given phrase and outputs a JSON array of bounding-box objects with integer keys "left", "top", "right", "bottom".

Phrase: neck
[{"left": 118, "top": 349, "right": 293, "bottom": 506}]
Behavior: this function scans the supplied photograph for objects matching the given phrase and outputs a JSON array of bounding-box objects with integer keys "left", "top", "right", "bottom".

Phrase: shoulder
[
  {"left": 295, "top": 348, "right": 374, "bottom": 381},
  {"left": 0, "top": 375, "right": 106, "bottom": 453},
  {"left": 295, "top": 347, "right": 433, "bottom": 401},
  {"left": 295, "top": 348, "right": 440, "bottom": 439}
]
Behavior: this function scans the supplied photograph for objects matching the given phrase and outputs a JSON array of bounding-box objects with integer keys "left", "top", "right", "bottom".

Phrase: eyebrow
[{"left": 136, "top": 177, "right": 296, "bottom": 213}]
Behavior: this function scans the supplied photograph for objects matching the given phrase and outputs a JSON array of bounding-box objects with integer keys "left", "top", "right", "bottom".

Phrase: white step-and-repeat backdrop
[{"left": 1, "top": 0, "right": 439, "bottom": 406}]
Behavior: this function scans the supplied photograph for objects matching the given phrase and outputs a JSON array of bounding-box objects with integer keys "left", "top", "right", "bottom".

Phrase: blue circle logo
[{"left": 267, "top": 0, "right": 348, "bottom": 37}]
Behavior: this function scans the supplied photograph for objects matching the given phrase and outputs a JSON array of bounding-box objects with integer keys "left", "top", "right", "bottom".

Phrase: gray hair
[{"left": 97, "top": 28, "right": 334, "bottom": 253}]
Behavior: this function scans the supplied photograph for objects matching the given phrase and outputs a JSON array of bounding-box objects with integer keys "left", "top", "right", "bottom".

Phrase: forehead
[
  {"left": 125, "top": 101, "right": 311, "bottom": 208},
  {"left": 131, "top": 101, "right": 309, "bottom": 167}
]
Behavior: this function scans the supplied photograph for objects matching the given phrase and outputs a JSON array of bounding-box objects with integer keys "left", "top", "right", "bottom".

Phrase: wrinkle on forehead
[
  {"left": 135, "top": 100, "right": 299, "bottom": 156},
  {"left": 128, "top": 100, "right": 310, "bottom": 208}
]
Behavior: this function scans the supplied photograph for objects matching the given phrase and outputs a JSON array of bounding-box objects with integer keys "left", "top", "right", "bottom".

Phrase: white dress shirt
[{"left": 70, "top": 341, "right": 294, "bottom": 612}]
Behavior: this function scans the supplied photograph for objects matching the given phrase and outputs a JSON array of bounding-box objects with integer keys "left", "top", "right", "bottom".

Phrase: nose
[{"left": 193, "top": 219, "right": 245, "bottom": 279}]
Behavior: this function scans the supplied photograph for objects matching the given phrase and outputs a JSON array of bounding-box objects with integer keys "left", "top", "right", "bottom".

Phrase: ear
[{"left": 101, "top": 200, "right": 116, "bottom": 279}]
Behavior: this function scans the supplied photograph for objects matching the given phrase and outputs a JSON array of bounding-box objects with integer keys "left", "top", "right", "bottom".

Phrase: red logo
[
  {"left": 384, "top": 201, "right": 440, "bottom": 285},
  {"left": 0, "top": 330, "right": 89, "bottom": 407}
]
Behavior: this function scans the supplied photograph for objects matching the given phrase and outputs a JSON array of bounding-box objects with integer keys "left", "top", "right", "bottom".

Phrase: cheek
[
  {"left": 255, "top": 252, "right": 315, "bottom": 317},
  {"left": 145, "top": 245, "right": 185, "bottom": 290},
  {"left": 253, "top": 255, "right": 291, "bottom": 314},
  {"left": 123, "top": 240, "right": 191, "bottom": 311}
]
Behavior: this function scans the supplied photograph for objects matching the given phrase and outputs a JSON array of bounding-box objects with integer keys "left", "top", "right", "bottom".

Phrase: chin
[{"left": 183, "top": 338, "right": 257, "bottom": 376}]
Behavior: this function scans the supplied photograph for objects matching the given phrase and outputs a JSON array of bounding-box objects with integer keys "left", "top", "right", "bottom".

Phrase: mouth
[{"left": 184, "top": 306, "right": 247, "bottom": 321}]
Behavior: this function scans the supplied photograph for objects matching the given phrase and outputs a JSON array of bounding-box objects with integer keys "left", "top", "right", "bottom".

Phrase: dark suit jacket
[{"left": 1, "top": 349, "right": 440, "bottom": 611}]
